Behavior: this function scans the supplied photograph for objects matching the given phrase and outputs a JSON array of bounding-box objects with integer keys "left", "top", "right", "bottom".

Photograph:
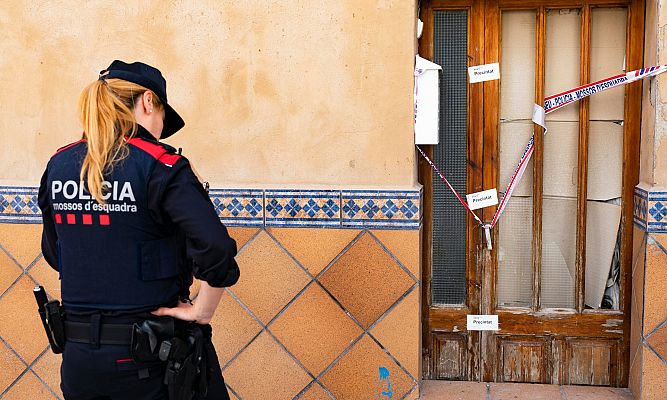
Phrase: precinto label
[
  {"left": 466, "top": 188, "right": 499, "bottom": 211},
  {"left": 468, "top": 63, "right": 500, "bottom": 83},
  {"left": 467, "top": 315, "right": 499, "bottom": 331}
]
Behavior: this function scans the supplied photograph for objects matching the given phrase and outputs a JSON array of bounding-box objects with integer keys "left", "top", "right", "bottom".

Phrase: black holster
[
  {"left": 130, "top": 317, "right": 175, "bottom": 362},
  {"left": 160, "top": 323, "right": 211, "bottom": 400},
  {"left": 33, "top": 286, "right": 66, "bottom": 354}
]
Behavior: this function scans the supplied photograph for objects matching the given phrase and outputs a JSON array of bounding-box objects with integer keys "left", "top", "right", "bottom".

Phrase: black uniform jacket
[{"left": 38, "top": 126, "right": 239, "bottom": 314}]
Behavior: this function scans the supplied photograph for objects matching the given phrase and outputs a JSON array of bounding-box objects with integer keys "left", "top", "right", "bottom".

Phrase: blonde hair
[{"left": 78, "top": 78, "right": 162, "bottom": 203}]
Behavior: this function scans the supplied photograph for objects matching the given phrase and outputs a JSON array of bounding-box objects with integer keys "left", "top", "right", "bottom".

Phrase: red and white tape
[{"left": 418, "top": 64, "right": 667, "bottom": 249}]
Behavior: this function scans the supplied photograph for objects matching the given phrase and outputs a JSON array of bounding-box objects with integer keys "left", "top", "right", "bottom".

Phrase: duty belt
[{"left": 64, "top": 321, "right": 134, "bottom": 345}]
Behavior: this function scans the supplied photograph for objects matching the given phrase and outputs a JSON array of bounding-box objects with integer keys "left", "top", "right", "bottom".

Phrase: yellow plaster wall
[
  {"left": 0, "top": 1, "right": 417, "bottom": 188},
  {"left": 641, "top": 0, "right": 657, "bottom": 184},
  {"left": 641, "top": 0, "right": 667, "bottom": 187},
  {"left": 655, "top": 0, "right": 667, "bottom": 187}
]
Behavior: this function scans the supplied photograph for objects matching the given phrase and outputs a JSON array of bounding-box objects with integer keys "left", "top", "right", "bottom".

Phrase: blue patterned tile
[
  {"left": 634, "top": 187, "right": 648, "bottom": 230},
  {"left": 648, "top": 197, "right": 667, "bottom": 233},
  {"left": 635, "top": 185, "right": 667, "bottom": 233},
  {"left": 0, "top": 186, "right": 41, "bottom": 223},
  {"left": 208, "top": 189, "right": 264, "bottom": 227},
  {"left": 649, "top": 202, "right": 667, "bottom": 222},
  {"left": 265, "top": 190, "right": 340, "bottom": 227},
  {"left": 0, "top": 185, "right": 424, "bottom": 230},
  {"left": 342, "top": 189, "right": 422, "bottom": 229}
]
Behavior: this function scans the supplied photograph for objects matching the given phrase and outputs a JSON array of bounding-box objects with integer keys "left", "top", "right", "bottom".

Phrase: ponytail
[{"left": 78, "top": 78, "right": 160, "bottom": 203}]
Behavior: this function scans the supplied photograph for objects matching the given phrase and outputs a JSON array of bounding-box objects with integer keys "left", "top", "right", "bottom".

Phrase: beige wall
[
  {"left": 0, "top": 1, "right": 417, "bottom": 188},
  {"left": 644, "top": 0, "right": 667, "bottom": 187},
  {"left": 641, "top": 0, "right": 657, "bottom": 184}
]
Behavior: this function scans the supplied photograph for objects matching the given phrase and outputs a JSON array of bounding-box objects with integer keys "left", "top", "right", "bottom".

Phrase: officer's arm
[
  {"left": 38, "top": 167, "right": 59, "bottom": 271},
  {"left": 154, "top": 160, "right": 239, "bottom": 287}
]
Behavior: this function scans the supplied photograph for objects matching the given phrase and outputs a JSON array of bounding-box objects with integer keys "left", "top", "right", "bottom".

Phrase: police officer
[{"left": 38, "top": 60, "right": 239, "bottom": 400}]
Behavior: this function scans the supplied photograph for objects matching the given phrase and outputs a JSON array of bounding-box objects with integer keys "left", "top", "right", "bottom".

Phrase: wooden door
[{"left": 419, "top": 0, "right": 644, "bottom": 386}]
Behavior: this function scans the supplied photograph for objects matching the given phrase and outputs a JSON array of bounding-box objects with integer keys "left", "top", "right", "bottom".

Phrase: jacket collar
[
  {"left": 134, "top": 125, "right": 159, "bottom": 143},
  {"left": 132, "top": 125, "right": 178, "bottom": 153}
]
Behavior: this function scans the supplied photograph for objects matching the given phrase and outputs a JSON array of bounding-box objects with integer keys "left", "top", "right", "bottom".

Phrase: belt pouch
[{"left": 131, "top": 317, "right": 175, "bottom": 362}]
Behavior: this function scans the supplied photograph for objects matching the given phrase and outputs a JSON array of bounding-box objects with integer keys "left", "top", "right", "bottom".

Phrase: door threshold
[{"left": 420, "top": 380, "right": 633, "bottom": 400}]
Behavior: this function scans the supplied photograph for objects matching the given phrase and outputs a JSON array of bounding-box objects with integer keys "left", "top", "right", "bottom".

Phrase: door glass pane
[
  {"left": 586, "top": 7, "right": 627, "bottom": 309},
  {"left": 431, "top": 10, "right": 468, "bottom": 305},
  {"left": 541, "top": 9, "right": 581, "bottom": 309},
  {"left": 497, "top": 10, "right": 536, "bottom": 307}
]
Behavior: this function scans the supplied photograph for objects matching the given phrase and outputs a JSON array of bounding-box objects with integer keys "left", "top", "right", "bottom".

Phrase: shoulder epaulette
[
  {"left": 126, "top": 137, "right": 182, "bottom": 167},
  {"left": 52, "top": 138, "right": 86, "bottom": 158}
]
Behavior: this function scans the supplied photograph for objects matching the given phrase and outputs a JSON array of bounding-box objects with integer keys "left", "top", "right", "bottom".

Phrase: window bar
[
  {"left": 532, "top": 7, "right": 546, "bottom": 312},
  {"left": 575, "top": 5, "right": 591, "bottom": 313}
]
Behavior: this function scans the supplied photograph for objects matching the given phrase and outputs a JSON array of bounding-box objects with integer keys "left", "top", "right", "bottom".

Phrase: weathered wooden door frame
[
  {"left": 419, "top": 0, "right": 486, "bottom": 381},
  {"left": 419, "top": 0, "right": 644, "bottom": 386}
]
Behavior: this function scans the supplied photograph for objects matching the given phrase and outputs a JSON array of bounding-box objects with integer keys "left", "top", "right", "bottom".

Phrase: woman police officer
[{"left": 38, "top": 60, "right": 239, "bottom": 399}]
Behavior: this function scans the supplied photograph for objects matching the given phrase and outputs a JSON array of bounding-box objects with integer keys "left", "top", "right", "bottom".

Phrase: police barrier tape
[{"left": 417, "top": 64, "right": 667, "bottom": 249}]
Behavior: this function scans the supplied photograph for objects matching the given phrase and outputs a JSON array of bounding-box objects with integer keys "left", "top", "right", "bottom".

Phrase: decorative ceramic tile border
[
  {"left": 635, "top": 185, "right": 667, "bottom": 233},
  {"left": 209, "top": 189, "right": 264, "bottom": 227},
  {"left": 0, "top": 186, "right": 423, "bottom": 229},
  {"left": 0, "top": 186, "right": 41, "bottom": 223},
  {"left": 265, "top": 190, "right": 340, "bottom": 227},
  {"left": 648, "top": 192, "right": 667, "bottom": 233},
  {"left": 341, "top": 190, "right": 422, "bottom": 229},
  {"left": 634, "top": 186, "right": 648, "bottom": 231}
]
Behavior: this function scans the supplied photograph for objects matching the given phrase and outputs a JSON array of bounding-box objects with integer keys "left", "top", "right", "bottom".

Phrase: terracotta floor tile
[
  {"left": 228, "top": 227, "right": 260, "bottom": 251},
  {"left": 628, "top": 344, "right": 643, "bottom": 398},
  {"left": 0, "top": 341, "right": 26, "bottom": 394},
  {"left": 27, "top": 258, "right": 60, "bottom": 300},
  {"left": 230, "top": 231, "right": 311, "bottom": 324},
  {"left": 644, "top": 245, "right": 667, "bottom": 333},
  {"left": 562, "top": 385, "right": 633, "bottom": 400},
  {"left": 370, "top": 287, "right": 420, "bottom": 379},
  {"left": 319, "top": 233, "right": 414, "bottom": 328},
  {"left": 632, "top": 227, "right": 646, "bottom": 275},
  {"left": 653, "top": 233, "right": 667, "bottom": 253},
  {"left": 631, "top": 244, "right": 645, "bottom": 366},
  {"left": 223, "top": 331, "right": 311, "bottom": 399},
  {"left": 405, "top": 385, "right": 420, "bottom": 400},
  {"left": 211, "top": 290, "right": 262, "bottom": 367},
  {"left": 189, "top": 278, "right": 201, "bottom": 299},
  {"left": 490, "top": 382, "right": 561, "bottom": 400},
  {"left": 420, "top": 380, "right": 488, "bottom": 400},
  {"left": 299, "top": 382, "right": 334, "bottom": 400},
  {"left": 647, "top": 322, "right": 667, "bottom": 360},
  {"left": 641, "top": 343, "right": 667, "bottom": 400},
  {"left": 31, "top": 350, "right": 63, "bottom": 399},
  {"left": 0, "top": 224, "right": 42, "bottom": 268},
  {"left": 371, "top": 229, "right": 421, "bottom": 278},
  {"left": 320, "top": 335, "right": 416, "bottom": 400},
  {"left": 0, "top": 249, "right": 22, "bottom": 296},
  {"left": 268, "top": 228, "right": 360, "bottom": 276},
  {"left": 0, "top": 276, "right": 49, "bottom": 363},
  {"left": 269, "top": 284, "right": 362, "bottom": 376},
  {"left": 2, "top": 371, "right": 58, "bottom": 400}
]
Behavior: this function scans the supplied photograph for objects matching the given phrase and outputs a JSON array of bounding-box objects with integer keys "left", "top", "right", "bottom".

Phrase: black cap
[{"left": 100, "top": 60, "right": 185, "bottom": 139}]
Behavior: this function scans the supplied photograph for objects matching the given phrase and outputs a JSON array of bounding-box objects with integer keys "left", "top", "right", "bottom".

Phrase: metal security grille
[{"left": 431, "top": 10, "right": 468, "bottom": 305}]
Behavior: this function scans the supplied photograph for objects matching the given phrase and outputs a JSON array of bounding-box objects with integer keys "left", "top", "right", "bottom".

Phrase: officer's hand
[
  {"left": 153, "top": 281, "right": 223, "bottom": 325},
  {"left": 152, "top": 300, "right": 200, "bottom": 323}
]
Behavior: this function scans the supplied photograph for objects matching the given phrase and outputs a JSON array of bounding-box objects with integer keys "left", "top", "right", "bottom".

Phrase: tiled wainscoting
[
  {"left": 630, "top": 185, "right": 667, "bottom": 399},
  {"left": 0, "top": 186, "right": 422, "bottom": 400}
]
